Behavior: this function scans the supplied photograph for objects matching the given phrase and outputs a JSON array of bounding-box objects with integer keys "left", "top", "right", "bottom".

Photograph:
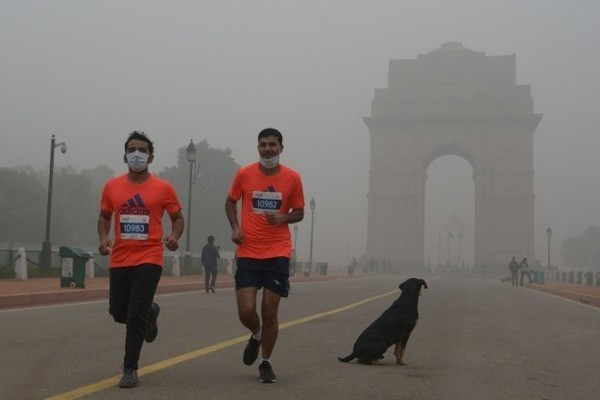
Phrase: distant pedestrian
[
  {"left": 201, "top": 235, "right": 220, "bottom": 293},
  {"left": 98, "top": 131, "right": 184, "bottom": 388},
  {"left": 509, "top": 256, "right": 519, "bottom": 286},
  {"left": 348, "top": 257, "right": 357, "bottom": 278},
  {"left": 519, "top": 257, "right": 531, "bottom": 286}
]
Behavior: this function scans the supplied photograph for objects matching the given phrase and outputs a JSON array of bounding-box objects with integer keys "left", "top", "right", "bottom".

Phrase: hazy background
[{"left": 1, "top": 0, "right": 598, "bottom": 267}]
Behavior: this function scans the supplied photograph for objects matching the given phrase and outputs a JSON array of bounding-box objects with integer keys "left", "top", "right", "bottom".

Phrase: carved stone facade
[{"left": 364, "top": 43, "right": 542, "bottom": 268}]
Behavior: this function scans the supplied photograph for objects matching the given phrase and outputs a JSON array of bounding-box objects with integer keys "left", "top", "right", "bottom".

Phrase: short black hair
[
  {"left": 207, "top": 235, "right": 215, "bottom": 243},
  {"left": 258, "top": 127, "right": 283, "bottom": 145},
  {"left": 125, "top": 131, "right": 154, "bottom": 154}
]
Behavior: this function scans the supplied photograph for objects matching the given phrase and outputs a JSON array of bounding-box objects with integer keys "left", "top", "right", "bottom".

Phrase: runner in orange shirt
[
  {"left": 98, "top": 131, "right": 184, "bottom": 388},
  {"left": 225, "top": 127, "right": 305, "bottom": 383}
]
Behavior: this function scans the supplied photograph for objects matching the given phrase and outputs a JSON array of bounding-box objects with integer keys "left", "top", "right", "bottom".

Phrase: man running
[
  {"left": 225, "top": 127, "right": 305, "bottom": 383},
  {"left": 98, "top": 131, "right": 184, "bottom": 388}
]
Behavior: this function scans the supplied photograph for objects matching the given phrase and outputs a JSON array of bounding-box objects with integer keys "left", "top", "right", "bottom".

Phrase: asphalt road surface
[{"left": 1, "top": 275, "right": 599, "bottom": 400}]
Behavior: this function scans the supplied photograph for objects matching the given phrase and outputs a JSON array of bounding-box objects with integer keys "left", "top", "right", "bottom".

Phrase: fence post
[
  {"left": 15, "top": 247, "right": 28, "bottom": 280},
  {"left": 171, "top": 254, "right": 180, "bottom": 277},
  {"left": 86, "top": 252, "right": 95, "bottom": 279}
]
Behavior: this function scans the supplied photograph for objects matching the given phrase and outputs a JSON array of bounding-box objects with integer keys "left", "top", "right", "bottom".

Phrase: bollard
[
  {"left": 15, "top": 247, "right": 28, "bottom": 280},
  {"left": 86, "top": 252, "right": 95, "bottom": 279},
  {"left": 171, "top": 255, "right": 180, "bottom": 277}
]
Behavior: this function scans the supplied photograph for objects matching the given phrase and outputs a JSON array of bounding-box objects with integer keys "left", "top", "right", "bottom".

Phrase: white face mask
[
  {"left": 259, "top": 154, "right": 279, "bottom": 169},
  {"left": 126, "top": 150, "right": 149, "bottom": 172}
]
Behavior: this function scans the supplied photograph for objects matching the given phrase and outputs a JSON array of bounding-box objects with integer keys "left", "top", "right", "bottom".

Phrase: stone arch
[
  {"left": 364, "top": 43, "right": 542, "bottom": 269},
  {"left": 423, "top": 140, "right": 477, "bottom": 174}
]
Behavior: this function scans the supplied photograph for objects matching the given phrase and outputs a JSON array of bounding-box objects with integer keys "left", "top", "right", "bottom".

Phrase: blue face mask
[
  {"left": 126, "top": 150, "right": 149, "bottom": 172},
  {"left": 259, "top": 154, "right": 279, "bottom": 169}
]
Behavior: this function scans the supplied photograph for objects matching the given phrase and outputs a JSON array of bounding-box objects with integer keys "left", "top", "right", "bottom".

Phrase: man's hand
[
  {"left": 98, "top": 238, "right": 112, "bottom": 256},
  {"left": 164, "top": 235, "right": 179, "bottom": 251},
  {"left": 265, "top": 212, "right": 285, "bottom": 225},
  {"left": 231, "top": 226, "right": 244, "bottom": 245}
]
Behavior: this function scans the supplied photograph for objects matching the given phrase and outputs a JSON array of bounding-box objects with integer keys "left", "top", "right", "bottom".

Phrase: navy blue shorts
[{"left": 235, "top": 257, "right": 290, "bottom": 298}]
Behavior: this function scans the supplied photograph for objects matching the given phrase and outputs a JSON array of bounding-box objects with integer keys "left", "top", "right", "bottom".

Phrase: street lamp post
[
  {"left": 41, "top": 134, "right": 67, "bottom": 269},
  {"left": 293, "top": 224, "right": 299, "bottom": 276},
  {"left": 293, "top": 224, "right": 299, "bottom": 252},
  {"left": 184, "top": 140, "right": 197, "bottom": 270},
  {"left": 546, "top": 227, "right": 552, "bottom": 281},
  {"left": 307, "top": 198, "right": 315, "bottom": 277}
]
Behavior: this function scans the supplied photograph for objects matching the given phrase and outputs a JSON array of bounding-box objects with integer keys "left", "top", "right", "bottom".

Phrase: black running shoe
[
  {"left": 118, "top": 368, "right": 138, "bottom": 388},
  {"left": 243, "top": 336, "right": 261, "bottom": 365},
  {"left": 258, "top": 361, "right": 276, "bottom": 383},
  {"left": 144, "top": 302, "right": 160, "bottom": 343}
]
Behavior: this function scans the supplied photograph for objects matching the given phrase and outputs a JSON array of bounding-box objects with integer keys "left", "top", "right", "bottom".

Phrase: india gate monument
[{"left": 364, "top": 42, "right": 542, "bottom": 269}]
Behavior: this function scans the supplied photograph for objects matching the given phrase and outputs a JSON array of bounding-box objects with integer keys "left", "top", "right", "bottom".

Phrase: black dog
[{"left": 338, "top": 278, "right": 427, "bottom": 365}]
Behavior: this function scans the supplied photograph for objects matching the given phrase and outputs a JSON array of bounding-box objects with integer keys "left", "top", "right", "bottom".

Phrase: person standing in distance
[
  {"left": 225, "top": 128, "right": 305, "bottom": 383},
  {"left": 98, "top": 131, "right": 184, "bottom": 388},
  {"left": 201, "top": 235, "right": 220, "bottom": 293},
  {"left": 509, "top": 256, "right": 519, "bottom": 287}
]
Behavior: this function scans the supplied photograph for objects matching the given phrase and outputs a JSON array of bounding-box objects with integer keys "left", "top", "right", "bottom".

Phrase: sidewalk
[
  {"left": 0, "top": 271, "right": 350, "bottom": 309},
  {"left": 527, "top": 281, "right": 600, "bottom": 308},
  {"left": 3, "top": 274, "right": 599, "bottom": 310}
]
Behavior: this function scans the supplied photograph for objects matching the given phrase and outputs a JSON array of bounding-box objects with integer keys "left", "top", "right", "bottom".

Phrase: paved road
[{"left": 1, "top": 275, "right": 599, "bottom": 400}]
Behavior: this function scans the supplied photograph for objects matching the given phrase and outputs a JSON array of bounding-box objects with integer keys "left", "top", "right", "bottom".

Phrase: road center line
[{"left": 45, "top": 289, "right": 398, "bottom": 400}]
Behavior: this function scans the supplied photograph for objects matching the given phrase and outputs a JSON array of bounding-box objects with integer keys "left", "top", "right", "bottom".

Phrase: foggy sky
[{"left": 1, "top": 1, "right": 599, "bottom": 266}]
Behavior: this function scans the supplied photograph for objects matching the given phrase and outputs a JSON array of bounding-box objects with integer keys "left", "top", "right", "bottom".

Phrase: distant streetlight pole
[
  {"left": 184, "top": 140, "right": 197, "bottom": 270},
  {"left": 307, "top": 198, "right": 316, "bottom": 277},
  {"left": 546, "top": 227, "right": 552, "bottom": 281},
  {"left": 293, "top": 224, "right": 299, "bottom": 277},
  {"left": 293, "top": 224, "right": 299, "bottom": 252},
  {"left": 41, "top": 134, "right": 67, "bottom": 269}
]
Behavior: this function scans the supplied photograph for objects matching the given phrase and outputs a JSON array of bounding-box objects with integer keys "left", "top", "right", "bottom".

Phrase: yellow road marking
[{"left": 45, "top": 289, "right": 397, "bottom": 400}]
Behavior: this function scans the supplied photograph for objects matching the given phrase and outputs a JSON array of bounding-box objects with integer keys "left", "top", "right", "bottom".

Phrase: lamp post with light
[
  {"left": 184, "top": 140, "right": 197, "bottom": 270},
  {"left": 546, "top": 227, "right": 552, "bottom": 281},
  {"left": 307, "top": 198, "right": 315, "bottom": 277},
  {"left": 41, "top": 134, "right": 67, "bottom": 269}
]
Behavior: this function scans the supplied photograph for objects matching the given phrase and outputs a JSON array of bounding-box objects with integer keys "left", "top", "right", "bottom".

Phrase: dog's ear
[{"left": 420, "top": 279, "right": 428, "bottom": 289}]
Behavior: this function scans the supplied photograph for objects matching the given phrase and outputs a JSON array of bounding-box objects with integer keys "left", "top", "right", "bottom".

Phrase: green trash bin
[
  {"left": 534, "top": 271, "right": 545, "bottom": 285},
  {"left": 59, "top": 246, "right": 90, "bottom": 289},
  {"left": 320, "top": 262, "right": 328, "bottom": 276}
]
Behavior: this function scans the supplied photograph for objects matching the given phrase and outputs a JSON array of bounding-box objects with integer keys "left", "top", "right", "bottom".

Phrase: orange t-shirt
[
  {"left": 100, "top": 174, "right": 182, "bottom": 268},
  {"left": 228, "top": 163, "right": 304, "bottom": 259}
]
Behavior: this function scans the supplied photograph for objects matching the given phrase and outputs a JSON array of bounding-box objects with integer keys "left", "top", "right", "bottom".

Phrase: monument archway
[{"left": 364, "top": 43, "right": 542, "bottom": 269}]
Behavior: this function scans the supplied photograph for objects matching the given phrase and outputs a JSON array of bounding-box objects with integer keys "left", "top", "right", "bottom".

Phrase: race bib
[
  {"left": 252, "top": 191, "right": 282, "bottom": 214},
  {"left": 120, "top": 214, "right": 150, "bottom": 240}
]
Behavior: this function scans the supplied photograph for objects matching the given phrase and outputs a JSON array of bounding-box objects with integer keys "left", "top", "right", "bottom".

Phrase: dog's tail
[{"left": 338, "top": 352, "right": 356, "bottom": 363}]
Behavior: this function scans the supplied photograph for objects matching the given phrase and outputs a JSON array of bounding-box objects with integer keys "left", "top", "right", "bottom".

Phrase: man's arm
[
  {"left": 225, "top": 195, "right": 243, "bottom": 244},
  {"left": 98, "top": 210, "right": 112, "bottom": 255},
  {"left": 164, "top": 210, "right": 184, "bottom": 251}
]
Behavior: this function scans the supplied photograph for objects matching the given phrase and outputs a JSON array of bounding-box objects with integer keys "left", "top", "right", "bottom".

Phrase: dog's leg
[
  {"left": 394, "top": 342, "right": 406, "bottom": 365},
  {"left": 395, "top": 330, "right": 413, "bottom": 365}
]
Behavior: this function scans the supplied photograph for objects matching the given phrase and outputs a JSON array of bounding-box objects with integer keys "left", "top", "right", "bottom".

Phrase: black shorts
[{"left": 235, "top": 257, "right": 290, "bottom": 298}]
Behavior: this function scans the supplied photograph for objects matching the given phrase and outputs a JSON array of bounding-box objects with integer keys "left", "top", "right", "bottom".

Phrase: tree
[
  {"left": 81, "top": 165, "right": 115, "bottom": 193},
  {"left": 159, "top": 140, "right": 240, "bottom": 254},
  {"left": 0, "top": 168, "right": 46, "bottom": 245},
  {"left": 51, "top": 166, "right": 100, "bottom": 247},
  {"left": 561, "top": 226, "right": 600, "bottom": 270}
]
